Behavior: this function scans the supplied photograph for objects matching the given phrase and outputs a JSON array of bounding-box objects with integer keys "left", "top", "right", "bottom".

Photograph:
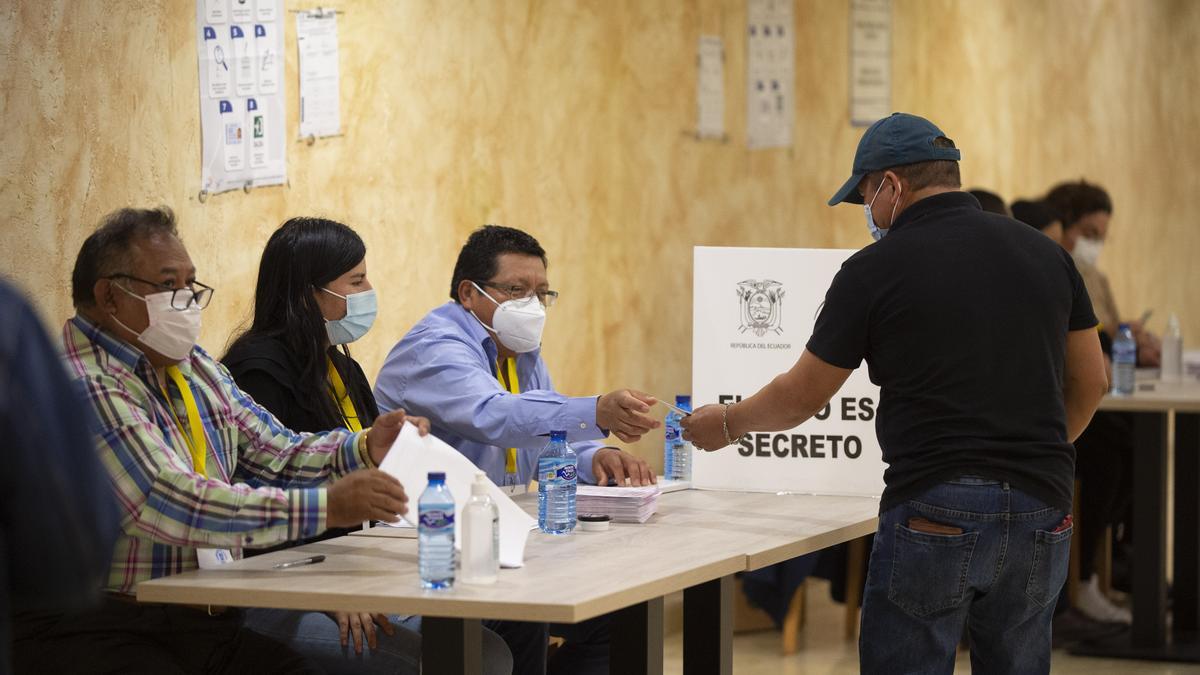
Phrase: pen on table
[
  {"left": 658, "top": 398, "right": 691, "bottom": 417},
  {"left": 1139, "top": 309, "right": 1154, "bottom": 325},
  {"left": 273, "top": 555, "right": 326, "bottom": 569}
]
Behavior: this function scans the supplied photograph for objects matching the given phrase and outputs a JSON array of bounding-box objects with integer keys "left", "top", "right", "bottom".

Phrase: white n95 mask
[
  {"left": 1073, "top": 237, "right": 1104, "bottom": 267},
  {"left": 470, "top": 282, "right": 546, "bottom": 353},
  {"left": 322, "top": 288, "right": 377, "bottom": 345},
  {"left": 112, "top": 289, "right": 202, "bottom": 361}
]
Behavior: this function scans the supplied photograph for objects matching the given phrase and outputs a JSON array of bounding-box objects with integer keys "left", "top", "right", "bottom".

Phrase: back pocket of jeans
[
  {"left": 1025, "top": 527, "right": 1072, "bottom": 607},
  {"left": 888, "top": 523, "right": 979, "bottom": 618}
]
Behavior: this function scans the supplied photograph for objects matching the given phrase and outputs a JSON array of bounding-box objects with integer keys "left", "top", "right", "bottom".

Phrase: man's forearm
[
  {"left": 1064, "top": 385, "right": 1105, "bottom": 443},
  {"left": 728, "top": 372, "right": 823, "bottom": 437}
]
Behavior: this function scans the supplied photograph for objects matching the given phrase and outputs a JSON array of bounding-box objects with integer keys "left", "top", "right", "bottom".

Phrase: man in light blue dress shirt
[{"left": 374, "top": 225, "right": 660, "bottom": 675}]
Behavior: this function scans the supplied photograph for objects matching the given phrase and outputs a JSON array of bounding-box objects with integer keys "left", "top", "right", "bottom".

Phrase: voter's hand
[
  {"left": 366, "top": 409, "right": 431, "bottom": 465},
  {"left": 329, "top": 611, "right": 396, "bottom": 654},
  {"left": 680, "top": 404, "right": 731, "bottom": 452},
  {"left": 593, "top": 447, "right": 656, "bottom": 487},
  {"left": 596, "top": 389, "right": 660, "bottom": 443}
]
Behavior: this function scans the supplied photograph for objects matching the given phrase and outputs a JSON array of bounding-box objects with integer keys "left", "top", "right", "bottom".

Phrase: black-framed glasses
[
  {"left": 107, "top": 274, "right": 215, "bottom": 310},
  {"left": 476, "top": 281, "right": 559, "bottom": 308}
]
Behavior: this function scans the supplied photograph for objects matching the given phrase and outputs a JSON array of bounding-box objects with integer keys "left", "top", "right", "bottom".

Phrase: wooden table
[
  {"left": 138, "top": 489, "right": 878, "bottom": 675},
  {"left": 1073, "top": 378, "right": 1200, "bottom": 662}
]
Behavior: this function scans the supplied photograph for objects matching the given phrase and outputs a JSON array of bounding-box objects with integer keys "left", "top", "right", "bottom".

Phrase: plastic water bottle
[
  {"left": 537, "top": 430, "right": 576, "bottom": 534},
  {"left": 418, "top": 472, "right": 455, "bottom": 589},
  {"left": 1111, "top": 323, "right": 1137, "bottom": 396},
  {"left": 666, "top": 395, "right": 693, "bottom": 481},
  {"left": 461, "top": 472, "right": 499, "bottom": 585},
  {"left": 1161, "top": 314, "right": 1183, "bottom": 383}
]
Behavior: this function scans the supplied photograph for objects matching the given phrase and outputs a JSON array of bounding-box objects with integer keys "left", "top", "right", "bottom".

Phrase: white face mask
[
  {"left": 863, "top": 177, "right": 900, "bottom": 242},
  {"left": 111, "top": 288, "right": 202, "bottom": 361},
  {"left": 469, "top": 282, "right": 546, "bottom": 353},
  {"left": 321, "top": 287, "right": 377, "bottom": 345},
  {"left": 1073, "top": 236, "right": 1104, "bottom": 267}
]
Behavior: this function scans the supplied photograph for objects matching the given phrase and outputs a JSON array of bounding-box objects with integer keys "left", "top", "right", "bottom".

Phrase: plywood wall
[{"left": 2, "top": 0, "right": 1197, "bottom": 468}]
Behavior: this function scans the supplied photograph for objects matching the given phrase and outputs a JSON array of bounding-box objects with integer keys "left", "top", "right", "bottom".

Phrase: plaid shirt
[{"left": 61, "top": 314, "right": 372, "bottom": 595}]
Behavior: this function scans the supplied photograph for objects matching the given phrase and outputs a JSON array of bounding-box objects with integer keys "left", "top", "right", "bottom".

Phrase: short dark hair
[
  {"left": 1010, "top": 199, "right": 1059, "bottom": 232},
  {"left": 71, "top": 206, "right": 180, "bottom": 308},
  {"left": 1045, "top": 180, "right": 1112, "bottom": 229},
  {"left": 449, "top": 225, "right": 548, "bottom": 303},
  {"left": 968, "top": 189, "right": 1007, "bottom": 215},
  {"left": 871, "top": 136, "right": 961, "bottom": 194}
]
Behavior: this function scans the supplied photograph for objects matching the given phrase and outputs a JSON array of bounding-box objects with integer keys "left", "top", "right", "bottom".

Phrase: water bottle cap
[
  {"left": 675, "top": 394, "right": 692, "bottom": 409},
  {"left": 471, "top": 472, "right": 490, "bottom": 495},
  {"left": 1118, "top": 322, "right": 1131, "bottom": 331},
  {"left": 427, "top": 471, "right": 446, "bottom": 482},
  {"left": 550, "top": 430, "right": 567, "bottom": 442}
]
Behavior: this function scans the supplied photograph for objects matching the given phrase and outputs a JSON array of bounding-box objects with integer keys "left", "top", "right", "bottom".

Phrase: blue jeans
[
  {"left": 242, "top": 610, "right": 514, "bottom": 675},
  {"left": 859, "top": 477, "right": 1072, "bottom": 674}
]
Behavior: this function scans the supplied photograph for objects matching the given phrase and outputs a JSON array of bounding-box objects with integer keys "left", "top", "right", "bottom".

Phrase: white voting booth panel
[{"left": 692, "top": 247, "right": 885, "bottom": 497}]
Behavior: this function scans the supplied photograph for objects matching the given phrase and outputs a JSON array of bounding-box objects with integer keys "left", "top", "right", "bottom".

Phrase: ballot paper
[
  {"left": 576, "top": 485, "right": 661, "bottom": 523},
  {"left": 377, "top": 423, "right": 536, "bottom": 568}
]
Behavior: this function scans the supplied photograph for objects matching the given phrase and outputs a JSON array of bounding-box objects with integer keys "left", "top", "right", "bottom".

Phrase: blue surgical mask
[
  {"left": 321, "top": 288, "right": 377, "bottom": 345},
  {"left": 863, "top": 178, "right": 900, "bottom": 242}
]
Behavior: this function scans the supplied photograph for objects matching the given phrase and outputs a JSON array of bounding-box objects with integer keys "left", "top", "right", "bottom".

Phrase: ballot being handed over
[{"left": 377, "top": 422, "right": 537, "bottom": 568}]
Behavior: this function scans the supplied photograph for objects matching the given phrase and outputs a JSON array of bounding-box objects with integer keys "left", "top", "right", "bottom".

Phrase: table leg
[
  {"left": 684, "top": 575, "right": 733, "bottom": 675},
  {"left": 422, "top": 617, "right": 483, "bottom": 675},
  {"left": 1132, "top": 411, "right": 1169, "bottom": 648},
  {"left": 1175, "top": 413, "right": 1200, "bottom": 633},
  {"left": 609, "top": 597, "right": 664, "bottom": 675}
]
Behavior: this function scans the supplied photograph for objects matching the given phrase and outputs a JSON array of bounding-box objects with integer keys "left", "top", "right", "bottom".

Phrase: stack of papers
[{"left": 576, "top": 485, "right": 661, "bottom": 523}]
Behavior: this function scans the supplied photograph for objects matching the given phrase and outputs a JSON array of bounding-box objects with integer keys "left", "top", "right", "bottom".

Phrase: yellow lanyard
[
  {"left": 496, "top": 357, "right": 520, "bottom": 478},
  {"left": 327, "top": 357, "right": 363, "bottom": 432},
  {"left": 161, "top": 365, "right": 208, "bottom": 477}
]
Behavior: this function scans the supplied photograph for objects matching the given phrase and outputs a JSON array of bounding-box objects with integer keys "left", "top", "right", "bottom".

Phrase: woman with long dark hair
[{"left": 224, "top": 217, "right": 514, "bottom": 675}]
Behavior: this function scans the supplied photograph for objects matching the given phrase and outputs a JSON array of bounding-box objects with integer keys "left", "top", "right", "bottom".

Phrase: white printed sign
[{"left": 692, "top": 247, "right": 885, "bottom": 496}]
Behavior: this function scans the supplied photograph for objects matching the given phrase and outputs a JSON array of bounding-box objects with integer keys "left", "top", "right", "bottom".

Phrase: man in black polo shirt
[{"left": 683, "top": 112, "right": 1109, "bottom": 673}]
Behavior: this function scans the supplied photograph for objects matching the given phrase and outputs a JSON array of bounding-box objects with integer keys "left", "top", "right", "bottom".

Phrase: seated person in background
[
  {"left": 15, "top": 207, "right": 416, "bottom": 674},
  {"left": 3, "top": 280, "right": 120, "bottom": 675},
  {"left": 967, "top": 188, "right": 1008, "bottom": 215},
  {"left": 224, "top": 217, "right": 515, "bottom": 674},
  {"left": 375, "top": 224, "right": 661, "bottom": 675},
  {"left": 1046, "top": 179, "right": 1161, "bottom": 366},
  {"left": 1011, "top": 198, "right": 1064, "bottom": 245}
]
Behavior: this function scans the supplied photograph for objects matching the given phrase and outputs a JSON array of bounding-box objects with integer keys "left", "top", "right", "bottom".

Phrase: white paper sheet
[
  {"left": 850, "top": 0, "right": 891, "bottom": 126},
  {"left": 746, "top": 0, "right": 794, "bottom": 149},
  {"left": 196, "top": 0, "right": 286, "bottom": 195},
  {"left": 378, "top": 423, "right": 536, "bottom": 568},
  {"left": 296, "top": 10, "right": 341, "bottom": 138},
  {"left": 697, "top": 35, "right": 724, "bottom": 139}
]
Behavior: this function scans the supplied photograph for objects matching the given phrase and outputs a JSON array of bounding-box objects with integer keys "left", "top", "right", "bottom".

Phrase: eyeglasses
[
  {"left": 107, "top": 274, "right": 215, "bottom": 310},
  {"left": 476, "top": 281, "right": 559, "bottom": 308}
]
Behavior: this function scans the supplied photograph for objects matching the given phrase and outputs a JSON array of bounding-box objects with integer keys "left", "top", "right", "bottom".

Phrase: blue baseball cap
[{"left": 828, "top": 113, "right": 962, "bottom": 206}]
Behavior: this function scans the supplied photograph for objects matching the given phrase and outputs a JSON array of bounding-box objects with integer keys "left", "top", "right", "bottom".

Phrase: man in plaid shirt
[{"left": 14, "top": 207, "right": 423, "bottom": 674}]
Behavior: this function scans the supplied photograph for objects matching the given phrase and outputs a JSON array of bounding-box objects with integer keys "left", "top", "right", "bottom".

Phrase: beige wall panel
[{"left": 2, "top": 1, "right": 1197, "bottom": 470}]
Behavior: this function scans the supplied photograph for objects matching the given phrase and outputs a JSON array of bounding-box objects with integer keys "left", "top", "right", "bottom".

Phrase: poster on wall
[
  {"left": 692, "top": 247, "right": 885, "bottom": 496},
  {"left": 850, "top": 0, "right": 891, "bottom": 126},
  {"left": 746, "top": 0, "right": 794, "bottom": 149},
  {"left": 296, "top": 9, "right": 342, "bottom": 139},
  {"left": 696, "top": 35, "right": 724, "bottom": 139},
  {"left": 196, "top": 0, "right": 286, "bottom": 197}
]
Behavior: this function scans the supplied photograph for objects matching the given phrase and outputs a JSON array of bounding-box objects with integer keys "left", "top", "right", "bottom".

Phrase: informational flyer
[
  {"left": 850, "top": 0, "right": 891, "bottom": 126},
  {"left": 697, "top": 35, "right": 725, "bottom": 139},
  {"left": 746, "top": 0, "right": 794, "bottom": 149},
  {"left": 196, "top": 0, "right": 286, "bottom": 196},
  {"left": 296, "top": 9, "right": 341, "bottom": 139}
]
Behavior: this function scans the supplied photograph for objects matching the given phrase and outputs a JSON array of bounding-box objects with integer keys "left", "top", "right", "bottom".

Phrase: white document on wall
[
  {"left": 378, "top": 423, "right": 537, "bottom": 568},
  {"left": 746, "top": 0, "right": 794, "bottom": 149},
  {"left": 850, "top": 0, "right": 891, "bottom": 126},
  {"left": 697, "top": 35, "right": 725, "bottom": 139},
  {"left": 296, "top": 10, "right": 341, "bottom": 138},
  {"left": 692, "top": 247, "right": 885, "bottom": 496},
  {"left": 196, "top": 0, "right": 286, "bottom": 196}
]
